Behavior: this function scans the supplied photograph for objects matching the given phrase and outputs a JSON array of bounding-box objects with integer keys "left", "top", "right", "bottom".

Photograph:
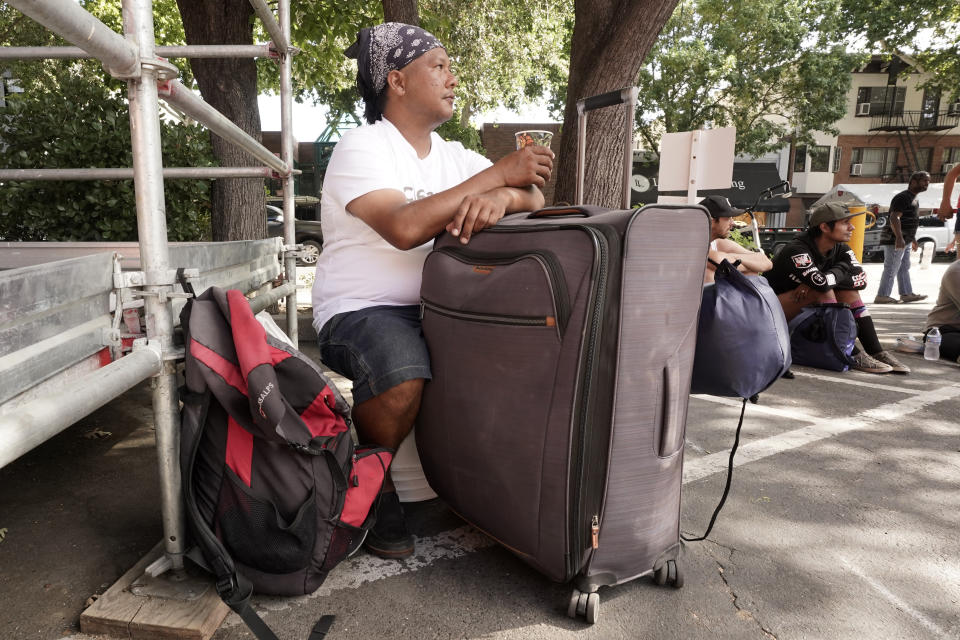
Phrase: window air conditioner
[
  {"left": 944, "top": 163, "right": 958, "bottom": 174},
  {"left": 857, "top": 103, "right": 871, "bottom": 116},
  {"left": 850, "top": 163, "right": 863, "bottom": 176}
]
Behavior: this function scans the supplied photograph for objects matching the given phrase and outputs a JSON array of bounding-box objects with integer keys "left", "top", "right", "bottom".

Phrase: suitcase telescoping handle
[{"left": 575, "top": 86, "right": 639, "bottom": 209}]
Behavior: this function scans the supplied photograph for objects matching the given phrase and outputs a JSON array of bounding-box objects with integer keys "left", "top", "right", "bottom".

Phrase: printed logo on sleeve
[
  {"left": 852, "top": 272, "right": 867, "bottom": 287},
  {"left": 792, "top": 253, "right": 813, "bottom": 268},
  {"left": 811, "top": 272, "right": 827, "bottom": 287}
]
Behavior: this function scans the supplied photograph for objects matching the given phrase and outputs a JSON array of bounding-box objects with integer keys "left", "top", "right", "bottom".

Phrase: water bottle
[{"left": 924, "top": 327, "right": 941, "bottom": 361}]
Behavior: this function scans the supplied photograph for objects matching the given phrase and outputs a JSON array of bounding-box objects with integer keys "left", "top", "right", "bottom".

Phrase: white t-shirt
[{"left": 311, "top": 118, "right": 492, "bottom": 332}]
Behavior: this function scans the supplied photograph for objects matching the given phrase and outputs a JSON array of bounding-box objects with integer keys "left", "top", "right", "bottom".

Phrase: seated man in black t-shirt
[
  {"left": 765, "top": 202, "right": 910, "bottom": 374},
  {"left": 874, "top": 171, "right": 930, "bottom": 304}
]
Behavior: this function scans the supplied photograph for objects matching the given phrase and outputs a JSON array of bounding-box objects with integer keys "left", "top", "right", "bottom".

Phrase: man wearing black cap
[
  {"left": 874, "top": 171, "right": 931, "bottom": 304},
  {"left": 310, "top": 23, "right": 553, "bottom": 559},
  {"left": 700, "top": 195, "right": 772, "bottom": 283},
  {"left": 764, "top": 202, "right": 910, "bottom": 374}
]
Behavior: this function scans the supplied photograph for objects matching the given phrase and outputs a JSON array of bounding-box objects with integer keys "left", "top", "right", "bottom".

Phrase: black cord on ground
[{"left": 681, "top": 397, "right": 747, "bottom": 543}]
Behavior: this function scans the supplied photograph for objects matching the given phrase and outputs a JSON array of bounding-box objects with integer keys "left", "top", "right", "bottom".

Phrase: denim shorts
[{"left": 317, "top": 305, "right": 432, "bottom": 406}]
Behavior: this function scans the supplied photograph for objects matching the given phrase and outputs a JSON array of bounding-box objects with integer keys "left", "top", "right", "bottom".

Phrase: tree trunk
[
  {"left": 382, "top": 0, "right": 419, "bottom": 25},
  {"left": 176, "top": 0, "right": 265, "bottom": 241},
  {"left": 553, "top": 0, "right": 679, "bottom": 207}
]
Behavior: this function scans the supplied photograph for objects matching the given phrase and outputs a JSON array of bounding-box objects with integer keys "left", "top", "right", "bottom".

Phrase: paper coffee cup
[{"left": 515, "top": 129, "right": 553, "bottom": 150}]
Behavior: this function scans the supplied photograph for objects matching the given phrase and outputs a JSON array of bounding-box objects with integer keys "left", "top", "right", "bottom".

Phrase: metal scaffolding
[{"left": 1, "top": 0, "right": 302, "bottom": 577}]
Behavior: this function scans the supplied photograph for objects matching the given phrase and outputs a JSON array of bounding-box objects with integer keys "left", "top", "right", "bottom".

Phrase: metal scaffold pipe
[
  {"left": 4, "top": 0, "right": 139, "bottom": 77},
  {"left": 123, "top": 0, "right": 184, "bottom": 570},
  {"left": 278, "top": 0, "right": 299, "bottom": 346},
  {"left": 0, "top": 347, "right": 163, "bottom": 470},
  {"left": 158, "top": 80, "right": 291, "bottom": 176},
  {"left": 0, "top": 167, "right": 284, "bottom": 181},
  {"left": 0, "top": 44, "right": 276, "bottom": 60},
  {"left": 247, "top": 0, "right": 290, "bottom": 53}
]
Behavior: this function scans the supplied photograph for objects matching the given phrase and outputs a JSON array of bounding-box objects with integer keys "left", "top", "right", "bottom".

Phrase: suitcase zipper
[
  {"left": 569, "top": 226, "right": 608, "bottom": 575},
  {"left": 420, "top": 299, "right": 556, "bottom": 328},
  {"left": 434, "top": 246, "right": 571, "bottom": 335}
]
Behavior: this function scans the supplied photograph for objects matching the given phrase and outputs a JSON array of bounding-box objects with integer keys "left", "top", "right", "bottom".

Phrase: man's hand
[
  {"left": 936, "top": 202, "right": 954, "bottom": 221},
  {"left": 895, "top": 236, "right": 906, "bottom": 250},
  {"left": 911, "top": 240, "right": 919, "bottom": 252},
  {"left": 793, "top": 285, "right": 810, "bottom": 303},
  {"left": 446, "top": 192, "right": 508, "bottom": 244},
  {"left": 494, "top": 146, "right": 554, "bottom": 189}
]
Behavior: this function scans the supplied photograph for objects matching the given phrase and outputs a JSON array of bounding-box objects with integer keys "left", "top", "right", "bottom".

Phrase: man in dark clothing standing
[
  {"left": 874, "top": 171, "right": 930, "bottom": 304},
  {"left": 765, "top": 202, "right": 910, "bottom": 374}
]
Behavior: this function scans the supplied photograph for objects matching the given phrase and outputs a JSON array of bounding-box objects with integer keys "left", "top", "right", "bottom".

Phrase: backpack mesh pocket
[{"left": 216, "top": 469, "right": 317, "bottom": 574}]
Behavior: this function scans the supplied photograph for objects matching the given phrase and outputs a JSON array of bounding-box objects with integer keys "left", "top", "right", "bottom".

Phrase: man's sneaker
[
  {"left": 900, "top": 293, "right": 928, "bottom": 303},
  {"left": 871, "top": 350, "right": 910, "bottom": 374},
  {"left": 850, "top": 351, "right": 893, "bottom": 374},
  {"left": 873, "top": 295, "right": 899, "bottom": 304},
  {"left": 365, "top": 491, "right": 415, "bottom": 560}
]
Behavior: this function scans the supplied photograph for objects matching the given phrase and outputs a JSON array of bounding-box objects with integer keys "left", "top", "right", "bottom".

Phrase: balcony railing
[{"left": 869, "top": 110, "right": 960, "bottom": 132}]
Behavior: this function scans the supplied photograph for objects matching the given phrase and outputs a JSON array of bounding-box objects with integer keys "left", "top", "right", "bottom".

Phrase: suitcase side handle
[{"left": 575, "top": 86, "right": 639, "bottom": 209}]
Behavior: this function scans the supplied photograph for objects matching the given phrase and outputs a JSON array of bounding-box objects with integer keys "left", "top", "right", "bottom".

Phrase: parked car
[
  {"left": 266, "top": 205, "right": 323, "bottom": 265},
  {"left": 862, "top": 213, "right": 956, "bottom": 262}
]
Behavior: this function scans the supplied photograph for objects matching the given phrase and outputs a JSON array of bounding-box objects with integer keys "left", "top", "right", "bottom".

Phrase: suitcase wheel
[
  {"left": 567, "top": 589, "right": 600, "bottom": 624},
  {"left": 654, "top": 560, "right": 684, "bottom": 589}
]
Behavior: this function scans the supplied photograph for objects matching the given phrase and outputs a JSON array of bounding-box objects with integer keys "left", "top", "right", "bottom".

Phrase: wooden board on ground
[{"left": 80, "top": 542, "right": 228, "bottom": 640}]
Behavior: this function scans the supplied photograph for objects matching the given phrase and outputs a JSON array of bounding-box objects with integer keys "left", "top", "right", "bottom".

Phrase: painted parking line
[
  {"left": 837, "top": 554, "right": 951, "bottom": 639},
  {"left": 684, "top": 384, "right": 960, "bottom": 484},
  {"left": 242, "top": 383, "right": 957, "bottom": 617},
  {"left": 789, "top": 369, "right": 925, "bottom": 395},
  {"left": 218, "top": 526, "right": 495, "bottom": 626},
  {"left": 69, "top": 384, "right": 956, "bottom": 639},
  {"left": 691, "top": 394, "right": 823, "bottom": 422}
]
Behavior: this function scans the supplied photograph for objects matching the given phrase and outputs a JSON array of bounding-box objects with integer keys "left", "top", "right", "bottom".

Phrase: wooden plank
[{"left": 81, "top": 543, "right": 229, "bottom": 640}]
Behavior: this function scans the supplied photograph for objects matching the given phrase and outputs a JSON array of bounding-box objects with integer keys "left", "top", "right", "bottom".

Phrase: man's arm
[
  {"left": 348, "top": 147, "right": 552, "bottom": 249},
  {"left": 709, "top": 238, "right": 773, "bottom": 273},
  {"left": 939, "top": 163, "right": 960, "bottom": 219},
  {"left": 776, "top": 245, "right": 852, "bottom": 293},
  {"left": 889, "top": 209, "right": 905, "bottom": 249}
]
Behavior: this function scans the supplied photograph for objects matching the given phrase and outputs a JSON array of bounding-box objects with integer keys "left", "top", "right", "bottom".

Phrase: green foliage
[
  {"left": 728, "top": 228, "right": 757, "bottom": 251},
  {"left": 255, "top": 1, "right": 573, "bottom": 129},
  {"left": 830, "top": 0, "right": 958, "bottom": 101},
  {"left": 635, "top": 0, "right": 862, "bottom": 158},
  {"left": 436, "top": 119, "right": 485, "bottom": 153},
  {"left": 0, "top": 62, "right": 214, "bottom": 242}
]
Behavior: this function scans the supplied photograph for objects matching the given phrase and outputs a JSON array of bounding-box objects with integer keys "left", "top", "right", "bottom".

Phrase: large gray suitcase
[{"left": 416, "top": 88, "right": 710, "bottom": 622}]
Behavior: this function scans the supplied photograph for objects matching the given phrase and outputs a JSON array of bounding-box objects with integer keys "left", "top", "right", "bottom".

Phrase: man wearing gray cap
[
  {"left": 311, "top": 23, "right": 553, "bottom": 559},
  {"left": 764, "top": 202, "right": 909, "bottom": 374}
]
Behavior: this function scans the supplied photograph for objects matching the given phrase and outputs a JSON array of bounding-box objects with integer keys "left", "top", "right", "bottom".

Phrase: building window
[
  {"left": 914, "top": 148, "right": 932, "bottom": 172},
  {"left": 809, "top": 146, "right": 830, "bottom": 172},
  {"left": 851, "top": 147, "right": 898, "bottom": 177},
  {"left": 793, "top": 145, "right": 807, "bottom": 173},
  {"left": 832, "top": 146, "right": 841, "bottom": 173},
  {"left": 856, "top": 87, "right": 906, "bottom": 116},
  {"left": 0, "top": 74, "right": 23, "bottom": 108},
  {"left": 943, "top": 148, "right": 960, "bottom": 166}
]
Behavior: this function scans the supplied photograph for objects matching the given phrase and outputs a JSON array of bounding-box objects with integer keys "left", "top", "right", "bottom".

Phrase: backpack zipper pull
[{"left": 591, "top": 515, "right": 600, "bottom": 549}]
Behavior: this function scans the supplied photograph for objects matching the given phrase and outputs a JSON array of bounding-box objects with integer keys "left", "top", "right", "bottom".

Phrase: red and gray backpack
[{"left": 179, "top": 285, "right": 392, "bottom": 639}]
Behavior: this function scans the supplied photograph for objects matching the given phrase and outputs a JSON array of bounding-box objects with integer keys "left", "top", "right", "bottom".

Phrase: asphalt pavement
[{"left": 1, "top": 260, "right": 958, "bottom": 640}]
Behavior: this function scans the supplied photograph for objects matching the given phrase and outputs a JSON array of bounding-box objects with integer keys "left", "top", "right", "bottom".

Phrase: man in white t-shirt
[
  {"left": 312, "top": 23, "right": 553, "bottom": 559},
  {"left": 701, "top": 195, "right": 772, "bottom": 283}
]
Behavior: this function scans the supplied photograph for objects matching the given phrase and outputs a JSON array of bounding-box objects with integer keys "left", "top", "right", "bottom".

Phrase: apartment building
[{"left": 791, "top": 55, "right": 960, "bottom": 195}]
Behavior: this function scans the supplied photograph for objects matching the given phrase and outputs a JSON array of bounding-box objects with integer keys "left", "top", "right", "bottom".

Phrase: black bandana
[{"left": 345, "top": 22, "right": 443, "bottom": 97}]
